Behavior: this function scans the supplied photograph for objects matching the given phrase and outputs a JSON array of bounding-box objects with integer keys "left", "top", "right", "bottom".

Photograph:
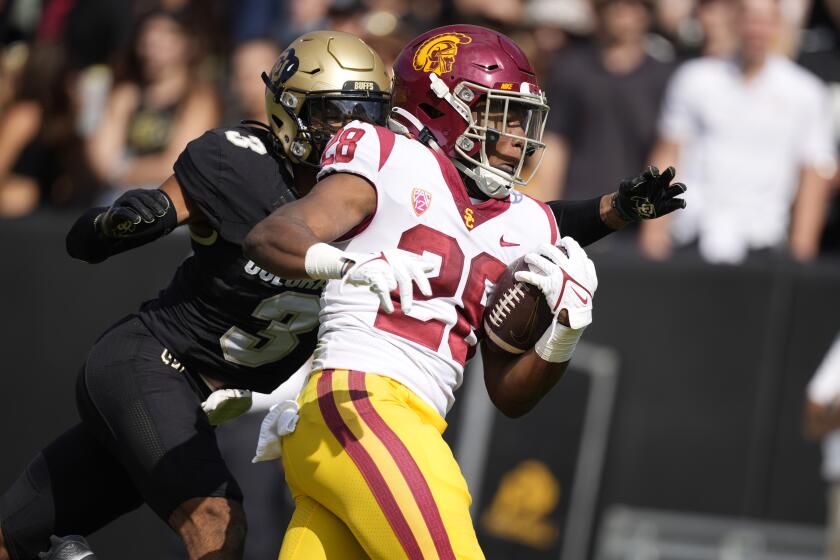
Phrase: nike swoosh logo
[
  {"left": 570, "top": 286, "right": 589, "bottom": 305},
  {"left": 499, "top": 235, "right": 519, "bottom": 247}
]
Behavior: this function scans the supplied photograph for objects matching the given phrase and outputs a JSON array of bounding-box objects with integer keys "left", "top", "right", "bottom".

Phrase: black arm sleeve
[
  {"left": 547, "top": 197, "right": 613, "bottom": 248},
  {"left": 65, "top": 200, "right": 177, "bottom": 264}
]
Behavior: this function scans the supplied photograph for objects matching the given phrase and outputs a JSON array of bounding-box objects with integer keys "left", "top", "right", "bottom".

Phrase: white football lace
[{"left": 488, "top": 283, "right": 526, "bottom": 328}]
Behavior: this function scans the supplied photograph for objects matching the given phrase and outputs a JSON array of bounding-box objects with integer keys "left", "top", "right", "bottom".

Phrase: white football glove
[
  {"left": 342, "top": 249, "right": 434, "bottom": 314},
  {"left": 201, "top": 388, "right": 253, "bottom": 426},
  {"left": 514, "top": 237, "right": 597, "bottom": 328},
  {"left": 514, "top": 237, "right": 598, "bottom": 362}
]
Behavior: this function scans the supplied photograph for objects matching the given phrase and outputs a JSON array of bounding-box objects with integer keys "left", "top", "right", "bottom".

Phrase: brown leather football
[{"left": 483, "top": 256, "right": 554, "bottom": 354}]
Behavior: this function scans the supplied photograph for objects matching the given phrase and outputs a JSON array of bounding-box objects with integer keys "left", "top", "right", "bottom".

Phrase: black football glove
[
  {"left": 96, "top": 189, "right": 173, "bottom": 239},
  {"left": 611, "top": 166, "right": 687, "bottom": 222}
]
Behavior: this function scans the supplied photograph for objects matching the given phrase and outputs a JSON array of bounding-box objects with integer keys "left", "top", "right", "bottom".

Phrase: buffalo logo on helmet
[
  {"left": 412, "top": 32, "right": 473, "bottom": 76},
  {"left": 273, "top": 48, "right": 300, "bottom": 83},
  {"left": 411, "top": 188, "right": 432, "bottom": 216}
]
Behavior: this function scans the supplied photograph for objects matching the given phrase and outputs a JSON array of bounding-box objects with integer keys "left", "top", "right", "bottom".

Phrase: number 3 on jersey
[{"left": 220, "top": 292, "right": 319, "bottom": 368}]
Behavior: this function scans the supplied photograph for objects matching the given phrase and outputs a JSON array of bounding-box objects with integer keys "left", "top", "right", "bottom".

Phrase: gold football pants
[{"left": 279, "top": 369, "right": 484, "bottom": 560}]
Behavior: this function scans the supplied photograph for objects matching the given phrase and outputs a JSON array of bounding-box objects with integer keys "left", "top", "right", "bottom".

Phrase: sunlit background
[{"left": 1, "top": 0, "right": 839, "bottom": 558}]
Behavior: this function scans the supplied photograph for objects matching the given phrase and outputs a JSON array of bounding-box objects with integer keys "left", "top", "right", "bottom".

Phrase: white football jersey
[{"left": 313, "top": 120, "right": 558, "bottom": 417}]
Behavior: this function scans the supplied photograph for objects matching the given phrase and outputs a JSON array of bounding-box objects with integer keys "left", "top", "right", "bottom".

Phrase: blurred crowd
[{"left": 0, "top": 0, "right": 838, "bottom": 263}]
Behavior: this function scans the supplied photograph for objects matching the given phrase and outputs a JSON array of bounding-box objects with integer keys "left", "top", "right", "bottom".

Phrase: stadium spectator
[
  {"left": 230, "top": 0, "right": 284, "bottom": 46},
  {"left": 277, "top": 0, "right": 331, "bottom": 46},
  {"left": 651, "top": 0, "right": 740, "bottom": 59},
  {"left": 0, "top": 42, "right": 28, "bottom": 113},
  {"left": 39, "top": 0, "right": 132, "bottom": 70},
  {"left": 519, "top": 0, "right": 593, "bottom": 81},
  {"left": 0, "top": 44, "right": 101, "bottom": 217},
  {"left": 454, "top": 0, "right": 524, "bottom": 29},
  {"left": 527, "top": 0, "right": 674, "bottom": 205},
  {"left": 803, "top": 332, "right": 840, "bottom": 558},
  {"left": 696, "top": 0, "right": 740, "bottom": 56},
  {"left": 227, "top": 38, "right": 280, "bottom": 124},
  {"left": 327, "top": 0, "right": 368, "bottom": 37},
  {"left": 87, "top": 9, "right": 220, "bottom": 195},
  {"left": 640, "top": 0, "right": 837, "bottom": 263},
  {"left": 796, "top": 0, "right": 840, "bottom": 255}
]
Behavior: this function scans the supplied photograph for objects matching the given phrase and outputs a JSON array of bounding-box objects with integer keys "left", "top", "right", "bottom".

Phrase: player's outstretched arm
[
  {"left": 65, "top": 175, "right": 194, "bottom": 263},
  {"left": 547, "top": 166, "right": 686, "bottom": 247},
  {"left": 483, "top": 238, "right": 597, "bottom": 417},
  {"left": 243, "top": 171, "right": 376, "bottom": 279}
]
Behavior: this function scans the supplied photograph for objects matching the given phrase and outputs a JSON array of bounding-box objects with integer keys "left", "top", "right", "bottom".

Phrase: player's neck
[{"left": 291, "top": 163, "right": 318, "bottom": 196}]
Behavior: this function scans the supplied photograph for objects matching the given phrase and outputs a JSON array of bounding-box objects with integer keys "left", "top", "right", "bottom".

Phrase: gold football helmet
[{"left": 262, "top": 31, "right": 391, "bottom": 166}]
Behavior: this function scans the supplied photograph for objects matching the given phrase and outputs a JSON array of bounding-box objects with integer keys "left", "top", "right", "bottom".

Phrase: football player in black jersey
[{"left": 0, "top": 31, "right": 391, "bottom": 560}]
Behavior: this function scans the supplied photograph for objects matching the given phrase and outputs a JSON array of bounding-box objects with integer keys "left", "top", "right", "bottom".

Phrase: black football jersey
[{"left": 138, "top": 126, "right": 322, "bottom": 393}]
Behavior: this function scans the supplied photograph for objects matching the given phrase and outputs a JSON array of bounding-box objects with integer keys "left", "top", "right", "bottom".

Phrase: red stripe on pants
[
  {"left": 349, "top": 371, "right": 456, "bottom": 560},
  {"left": 316, "top": 370, "right": 423, "bottom": 559}
]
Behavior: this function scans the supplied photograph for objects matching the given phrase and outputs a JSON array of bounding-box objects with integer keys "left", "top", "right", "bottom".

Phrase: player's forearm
[
  {"left": 790, "top": 167, "right": 831, "bottom": 261},
  {"left": 482, "top": 341, "right": 569, "bottom": 418},
  {"left": 547, "top": 197, "right": 614, "bottom": 247},
  {"left": 245, "top": 173, "right": 377, "bottom": 279},
  {"left": 244, "top": 212, "right": 320, "bottom": 279},
  {"left": 600, "top": 193, "right": 632, "bottom": 229}
]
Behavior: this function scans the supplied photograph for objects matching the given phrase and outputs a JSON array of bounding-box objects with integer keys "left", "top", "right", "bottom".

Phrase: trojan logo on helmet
[{"left": 411, "top": 32, "right": 473, "bottom": 76}]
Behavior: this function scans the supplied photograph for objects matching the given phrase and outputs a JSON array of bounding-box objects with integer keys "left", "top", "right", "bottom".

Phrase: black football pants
[{"left": 0, "top": 315, "right": 242, "bottom": 560}]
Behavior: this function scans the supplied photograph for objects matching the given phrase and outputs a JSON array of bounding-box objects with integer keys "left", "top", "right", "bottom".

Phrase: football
[{"left": 483, "top": 256, "right": 554, "bottom": 354}]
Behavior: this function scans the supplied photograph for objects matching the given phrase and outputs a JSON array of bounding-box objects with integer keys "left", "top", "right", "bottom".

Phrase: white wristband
[
  {"left": 534, "top": 321, "right": 585, "bottom": 363},
  {"left": 304, "top": 243, "right": 353, "bottom": 280}
]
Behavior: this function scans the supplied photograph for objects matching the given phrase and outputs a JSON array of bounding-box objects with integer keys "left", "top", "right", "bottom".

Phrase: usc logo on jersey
[
  {"left": 463, "top": 207, "right": 475, "bottom": 229},
  {"left": 412, "top": 32, "right": 472, "bottom": 76}
]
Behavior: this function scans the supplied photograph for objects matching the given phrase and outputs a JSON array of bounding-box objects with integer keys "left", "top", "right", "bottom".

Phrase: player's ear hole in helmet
[{"left": 259, "top": 31, "right": 391, "bottom": 167}]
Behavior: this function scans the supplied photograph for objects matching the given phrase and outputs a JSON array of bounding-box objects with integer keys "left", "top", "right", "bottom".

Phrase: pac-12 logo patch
[
  {"left": 412, "top": 32, "right": 472, "bottom": 76},
  {"left": 412, "top": 188, "right": 432, "bottom": 216}
]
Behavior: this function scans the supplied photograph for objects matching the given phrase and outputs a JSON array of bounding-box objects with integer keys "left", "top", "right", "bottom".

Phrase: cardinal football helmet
[
  {"left": 263, "top": 31, "right": 391, "bottom": 166},
  {"left": 390, "top": 25, "right": 549, "bottom": 199}
]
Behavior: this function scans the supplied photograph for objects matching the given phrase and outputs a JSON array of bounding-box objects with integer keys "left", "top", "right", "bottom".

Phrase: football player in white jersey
[{"left": 245, "top": 24, "right": 642, "bottom": 559}]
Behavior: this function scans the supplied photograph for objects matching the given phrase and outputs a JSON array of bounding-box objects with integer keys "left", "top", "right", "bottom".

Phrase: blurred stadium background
[{"left": 1, "top": 0, "right": 839, "bottom": 558}]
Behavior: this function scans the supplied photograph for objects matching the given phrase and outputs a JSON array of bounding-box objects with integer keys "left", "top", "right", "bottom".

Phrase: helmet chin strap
[
  {"left": 451, "top": 159, "right": 511, "bottom": 200},
  {"left": 388, "top": 106, "right": 425, "bottom": 137}
]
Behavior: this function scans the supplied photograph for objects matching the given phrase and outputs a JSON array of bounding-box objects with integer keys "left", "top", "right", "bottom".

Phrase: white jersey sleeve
[
  {"left": 317, "top": 120, "right": 394, "bottom": 187},
  {"left": 658, "top": 61, "right": 702, "bottom": 144}
]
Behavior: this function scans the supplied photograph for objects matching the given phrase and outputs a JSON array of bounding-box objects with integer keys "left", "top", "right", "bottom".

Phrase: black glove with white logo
[
  {"left": 96, "top": 189, "right": 175, "bottom": 238},
  {"left": 611, "top": 166, "right": 687, "bottom": 222},
  {"left": 67, "top": 189, "right": 178, "bottom": 264}
]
